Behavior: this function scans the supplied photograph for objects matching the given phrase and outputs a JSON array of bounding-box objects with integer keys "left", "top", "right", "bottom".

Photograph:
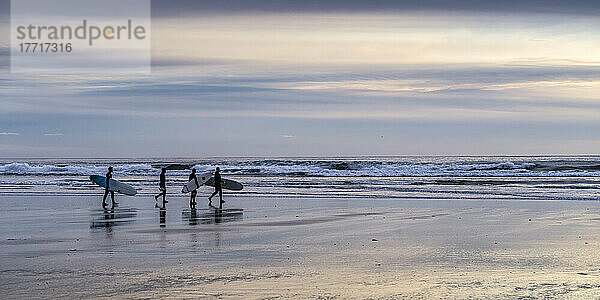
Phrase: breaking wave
[
  {"left": 0, "top": 162, "right": 155, "bottom": 176},
  {"left": 1, "top": 159, "right": 598, "bottom": 177}
]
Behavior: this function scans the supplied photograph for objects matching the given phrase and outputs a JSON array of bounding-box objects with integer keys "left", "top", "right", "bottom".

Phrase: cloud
[
  {"left": 3, "top": 63, "right": 600, "bottom": 123},
  {"left": 0, "top": 132, "right": 19, "bottom": 136},
  {"left": 1, "top": 6, "right": 600, "bottom": 156},
  {"left": 77, "top": 83, "right": 279, "bottom": 97},
  {"left": 151, "top": 57, "right": 247, "bottom": 67},
  {"left": 151, "top": 0, "right": 600, "bottom": 16},
  {"left": 148, "top": 13, "right": 600, "bottom": 67}
]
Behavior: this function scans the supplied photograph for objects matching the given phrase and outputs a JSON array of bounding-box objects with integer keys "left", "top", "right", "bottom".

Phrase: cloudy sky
[{"left": 1, "top": 0, "right": 600, "bottom": 157}]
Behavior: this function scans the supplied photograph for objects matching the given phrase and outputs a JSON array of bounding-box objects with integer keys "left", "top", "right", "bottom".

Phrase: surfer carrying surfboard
[
  {"left": 102, "top": 167, "right": 117, "bottom": 206},
  {"left": 208, "top": 167, "right": 224, "bottom": 208},
  {"left": 154, "top": 168, "right": 167, "bottom": 203},
  {"left": 189, "top": 169, "right": 199, "bottom": 207}
]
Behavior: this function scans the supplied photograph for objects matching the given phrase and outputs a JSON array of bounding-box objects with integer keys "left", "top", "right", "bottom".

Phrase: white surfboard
[
  {"left": 182, "top": 172, "right": 212, "bottom": 193},
  {"left": 90, "top": 175, "right": 137, "bottom": 196},
  {"left": 205, "top": 177, "right": 243, "bottom": 191}
]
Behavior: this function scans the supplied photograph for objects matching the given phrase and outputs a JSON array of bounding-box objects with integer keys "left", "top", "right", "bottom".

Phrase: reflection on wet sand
[
  {"left": 160, "top": 208, "right": 166, "bottom": 227},
  {"left": 182, "top": 208, "right": 244, "bottom": 225},
  {"left": 155, "top": 200, "right": 168, "bottom": 227},
  {"left": 88, "top": 205, "right": 243, "bottom": 232},
  {"left": 89, "top": 207, "right": 137, "bottom": 231}
]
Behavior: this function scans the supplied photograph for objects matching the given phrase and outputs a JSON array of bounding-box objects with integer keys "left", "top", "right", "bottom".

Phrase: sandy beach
[
  {"left": 3, "top": 193, "right": 600, "bottom": 298},
  {"left": 4, "top": 0, "right": 600, "bottom": 297}
]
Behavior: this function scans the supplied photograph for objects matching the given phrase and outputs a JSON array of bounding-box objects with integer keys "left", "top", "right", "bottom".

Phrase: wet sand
[{"left": 2, "top": 195, "right": 600, "bottom": 298}]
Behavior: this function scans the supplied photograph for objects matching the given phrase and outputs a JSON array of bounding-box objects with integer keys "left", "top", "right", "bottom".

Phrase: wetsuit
[
  {"left": 102, "top": 170, "right": 115, "bottom": 205},
  {"left": 209, "top": 170, "right": 223, "bottom": 207},
  {"left": 155, "top": 171, "right": 167, "bottom": 202},
  {"left": 189, "top": 173, "right": 198, "bottom": 207}
]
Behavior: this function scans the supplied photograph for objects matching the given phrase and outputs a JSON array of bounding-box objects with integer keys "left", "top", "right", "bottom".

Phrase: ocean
[{"left": 1, "top": 156, "right": 598, "bottom": 201}]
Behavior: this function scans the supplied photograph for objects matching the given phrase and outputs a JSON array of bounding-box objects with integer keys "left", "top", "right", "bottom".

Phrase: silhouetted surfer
[
  {"left": 189, "top": 168, "right": 199, "bottom": 207},
  {"left": 154, "top": 168, "right": 167, "bottom": 203},
  {"left": 208, "top": 167, "right": 224, "bottom": 208},
  {"left": 102, "top": 166, "right": 117, "bottom": 206}
]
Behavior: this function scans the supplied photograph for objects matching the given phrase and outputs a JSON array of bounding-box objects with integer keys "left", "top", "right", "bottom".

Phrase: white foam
[
  {"left": 0, "top": 162, "right": 155, "bottom": 176},
  {"left": 0, "top": 160, "right": 598, "bottom": 180}
]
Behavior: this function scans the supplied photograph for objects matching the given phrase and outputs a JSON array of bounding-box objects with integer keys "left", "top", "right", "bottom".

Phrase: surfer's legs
[
  {"left": 102, "top": 189, "right": 109, "bottom": 205},
  {"left": 110, "top": 191, "right": 116, "bottom": 204},
  {"left": 209, "top": 190, "right": 219, "bottom": 205},
  {"left": 218, "top": 190, "right": 223, "bottom": 209},
  {"left": 155, "top": 190, "right": 166, "bottom": 202},
  {"left": 190, "top": 190, "right": 197, "bottom": 207}
]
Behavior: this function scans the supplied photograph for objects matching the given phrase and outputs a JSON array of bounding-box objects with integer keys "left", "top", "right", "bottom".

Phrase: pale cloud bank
[{"left": 0, "top": 132, "right": 19, "bottom": 136}]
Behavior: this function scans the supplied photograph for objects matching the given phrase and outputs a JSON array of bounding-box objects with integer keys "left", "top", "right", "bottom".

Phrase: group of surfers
[{"left": 101, "top": 166, "right": 225, "bottom": 209}]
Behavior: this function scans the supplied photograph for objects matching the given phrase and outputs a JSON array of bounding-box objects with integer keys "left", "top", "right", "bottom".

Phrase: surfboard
[
  {"left": 205, "top": 177, "right": 243, "bottom": 191},
  {"left": 181, "top": 172, "right": 212, "bottom": 193},
  {"left": 89, "top": 175, "right": 137, "bottom": 196}
]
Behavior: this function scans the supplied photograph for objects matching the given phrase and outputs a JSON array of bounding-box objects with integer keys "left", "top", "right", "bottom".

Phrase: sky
[{"left": 1, "top": 0, "right": 600, "bottom": 157}]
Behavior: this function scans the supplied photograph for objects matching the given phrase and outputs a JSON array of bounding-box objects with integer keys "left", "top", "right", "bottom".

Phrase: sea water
[{"left": 1, "top": 156, "right": 598, "bottom": 201}]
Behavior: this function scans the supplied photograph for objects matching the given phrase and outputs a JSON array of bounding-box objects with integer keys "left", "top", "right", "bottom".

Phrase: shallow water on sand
[
  {"left": 1, "top": 156, "right": 600, "bottom": 298},
  {"left": 3, "top": 194, "right": 600, "bottom": 298}
]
